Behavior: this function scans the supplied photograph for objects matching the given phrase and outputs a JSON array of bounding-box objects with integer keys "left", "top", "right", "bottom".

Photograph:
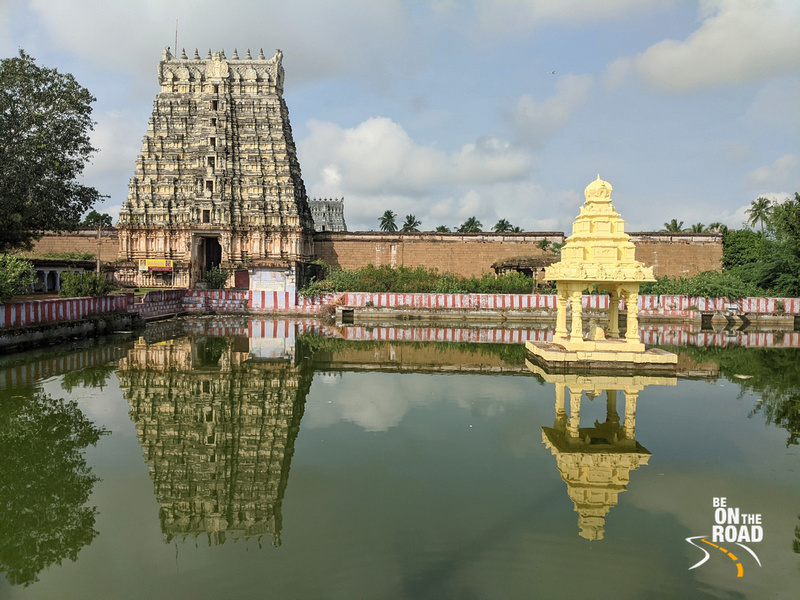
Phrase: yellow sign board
[{"left": 139, "top": 259, "right": 173, "bottom": 272}]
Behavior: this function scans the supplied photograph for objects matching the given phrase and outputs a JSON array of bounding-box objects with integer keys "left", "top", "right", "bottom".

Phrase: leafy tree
[
  {"left": 59, "top": 271, "right": 114, "bottom": 297},
  {"left": 457, "top": 216, "right": 483, "bottom": 233},
  {"left": 0, "top": 50, "right": 102, "bottom": 252},
  {"left": 379, "top": 210, "right": 397, "bottom": 232},
  {"left": 0, "top": 254, "right": 36, "bottom": 302},
  {"left": 202, "top": 266, "right": 230, "bottom": 289},
  {"left": 770, "top": 193, "right": 800, "bottom": 241},
  {"left": 81, "top": 210, "right": 112, "bottom": 228},
  {"left": 435, "top": 225, "right": 450, "bottom": 232},
  {"left": 746, "top": 196, "right": 773, "bottom": 232},
  {"left": 0, "top": 391, "right": 106, "bottom": 586},
  {"left": 537, "top": 239, "right": 551, "bottom": 251},
  {"left": 661, "top": 219, "right": 685, "bottom": 232},
  {"left": 511, "top": 226, "right": 523, "bottom": 232},
  {"left": 400, "top": 214, "right": 421, "bottom": 232},
  {"left": 493, "top": 218, "right": 513, "bottom": 232},
  {"left": 722, "top": 228, "right": 770, "bottom": 269},
  {"left": 689, "top": 222, "right": 706, "bottom": 233}
]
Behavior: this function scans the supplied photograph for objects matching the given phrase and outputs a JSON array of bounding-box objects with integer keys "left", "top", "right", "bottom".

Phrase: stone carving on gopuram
[{"left": 117, "top": 47, "right": 314, "bottom": 289}]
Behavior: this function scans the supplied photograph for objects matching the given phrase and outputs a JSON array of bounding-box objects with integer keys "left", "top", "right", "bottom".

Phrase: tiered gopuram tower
[{"left": 117, "top": 47, "right": 313, "bottom": 288}]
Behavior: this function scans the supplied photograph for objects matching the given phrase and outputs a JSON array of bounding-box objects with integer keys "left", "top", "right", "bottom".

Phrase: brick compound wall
[
  {"left": 314, "top": 231, "right": 722, "bottom": 278},
  {"left": 27, "top": 229, "right": 722, "bottom": 279}
]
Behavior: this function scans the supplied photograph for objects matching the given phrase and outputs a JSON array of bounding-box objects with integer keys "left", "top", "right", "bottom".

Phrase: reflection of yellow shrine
[
  {"left": 526, "top": 176, "right": 676, "bottom": 370},
  {"left": 528, "top": 361, "right": 676, "bottom": 540},
  {"left": 117, "top": 336, "right": 310, "bottom": 546}
]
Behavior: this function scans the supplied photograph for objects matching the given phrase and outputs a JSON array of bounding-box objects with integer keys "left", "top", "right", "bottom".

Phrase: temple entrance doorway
[{"left": 191, "top": 235, "right": 223, "bottom": 287}]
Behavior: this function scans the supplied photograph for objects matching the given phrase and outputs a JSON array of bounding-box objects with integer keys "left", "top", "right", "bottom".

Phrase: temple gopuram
[{"left": 117, "top": 47, "right": 314, "bottom": 290}]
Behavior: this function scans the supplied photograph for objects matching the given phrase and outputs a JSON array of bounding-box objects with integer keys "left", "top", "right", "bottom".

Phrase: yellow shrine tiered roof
[{"left": 545, "top": 176, "right": 654, "bottom": 283}]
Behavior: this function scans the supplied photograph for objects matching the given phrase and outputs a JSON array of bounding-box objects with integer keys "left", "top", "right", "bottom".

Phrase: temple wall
[
  {"left": 313, "top": 232, "right": 564, "bottom": 278},
  {"left": 24, "top": 230, "right": 722, "bottom": 282},
  {"left": 29, "top": 230, "right": 119, "bottom": 262},
  {"left": 313, "top": 231, "right": 722, "bottom": 278}
]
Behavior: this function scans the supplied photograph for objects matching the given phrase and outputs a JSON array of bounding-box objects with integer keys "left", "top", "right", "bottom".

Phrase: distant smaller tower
[{"left": 309, "top": 197, "right": 347, "bottom": 232}]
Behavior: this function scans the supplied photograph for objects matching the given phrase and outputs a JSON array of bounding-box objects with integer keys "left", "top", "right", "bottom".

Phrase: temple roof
[{"left": 545, "top": 176, "right": 655, "bottom": 283}]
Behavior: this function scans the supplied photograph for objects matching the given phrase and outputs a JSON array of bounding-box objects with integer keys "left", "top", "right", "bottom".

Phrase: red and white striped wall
[{"left": 0, "top": 295, "right": 132, "bottom": 328}]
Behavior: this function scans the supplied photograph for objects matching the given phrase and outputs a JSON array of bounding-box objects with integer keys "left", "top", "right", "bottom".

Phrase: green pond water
[{"left": 1, "top": 318, "right": 799, "bottom": 599}]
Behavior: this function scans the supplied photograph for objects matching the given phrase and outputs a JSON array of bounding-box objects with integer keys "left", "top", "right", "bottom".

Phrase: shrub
[
  {"left": 298, "top": 264, "right": 534, "bottom": 296},
  {"left": 0, "top": 255, "right": 36, "bottom": 302},
  {"left": 203, "top": 266, "right": 230, "bottom": 289},
  {"left": 639, "top": 270, "right": 762, "bottom": 298},
  {"left": 59, "top": 271, "right": 115, "bottom": 297}
]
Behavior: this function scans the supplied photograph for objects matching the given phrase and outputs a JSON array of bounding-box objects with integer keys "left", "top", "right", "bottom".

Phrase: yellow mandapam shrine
[{"left": 526, "top": 176, "right": 677, "bottom": 370}]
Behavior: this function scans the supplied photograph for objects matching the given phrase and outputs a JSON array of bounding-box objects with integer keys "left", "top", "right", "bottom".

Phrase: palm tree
[
  {"left": 661, "top": 219, "right": 685, "bottom": 232},
  {"left": 457, "top": 216, "right": 483, "bottom": 233},
  {"left": 493, "top": 218, "right": 513, "bottom": 232},
  {"left": 689, "top": 222, "right": 706, "bottom": 233},
  {"left": 435, "top": 225, "right": 450, "bottom": 232},
  {"left": 511, "top": 226, "right": 523, "bottom": 232},
  {"left": 746, "top": 197, "right": 773, "bottom": 232},
  {"left": 708, "top": 222, "right": 727, "bottom": 234},
  {"left": 379, "top": 210, "right": 397, "bottom": 232},
  {"left": 401, "top": 214, "right": 421, "bottom": 232}
]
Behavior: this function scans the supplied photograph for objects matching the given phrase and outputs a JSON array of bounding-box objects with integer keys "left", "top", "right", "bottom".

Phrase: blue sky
[{"left": 2, "top": 0, "right": 798, "bottom": 232}]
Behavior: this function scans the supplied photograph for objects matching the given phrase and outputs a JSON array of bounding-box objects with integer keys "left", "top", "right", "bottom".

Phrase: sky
[{"left": 2, "top": 0, "right": 799, "bottom": 233}]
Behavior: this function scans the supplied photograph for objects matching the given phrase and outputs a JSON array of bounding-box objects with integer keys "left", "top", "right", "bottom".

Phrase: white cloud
[
  {"left": 473, "top": 0, "right": 672, "bottom": 32},
  {"left": 507, "top": 75, "right": 593, "bottom": 147},
  {"left": 24, "top": 0, "right": 411, "bottom": 84},
  {"left": 607, "top": 0, "right": 800, "bottom": 92},
  {"left": 745, "top": 154, "right": 800, "bottom": 189},
  {"left": 743, "top": 77, "right": 800, "bottom": 133},
  {"left": 298, "top": 116, "right": 533, "bottom": 230}
]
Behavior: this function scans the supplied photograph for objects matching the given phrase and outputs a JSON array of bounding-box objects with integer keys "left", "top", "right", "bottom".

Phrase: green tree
[
  {"left": 746, "top": 196, "right": 773, "bottom": 232},
  {"left": 202, "top": 266, "right": 231, "bottom": 289},
  {"left": 457, "top": 216, "right": 483, "bottom": 233},
  {"left": 493, "top": 218, "right": 513, "bottom": 232},
  {"left": 0, "top": 254, "right": 36, "bottom": 302},
  {"left": 435, "top": 225, "right": 450, "bottom": 232},
  {"left": 511, "top": 226, "right": 523, "bottom": 232},
  {"left": 536, "top": 239, "right": 551, "bottom": 251},
  {"left": 379, "top": 210, "right": 397, "bottom": 232},
  {"left": 81, "top": 210, "right": 112, "bottom": 228},
  {"left": 0, "top": 50, "right": 102, "bottom": 252},
  {"left": 0, "top": 391, "right": 106, "bottom": 586},
  {"left": 708, "top": 222, "right": 728, "bottom": 234},
  {"left": 400, "top": 214, "right": 421, "bottom": 232},
  {"left": 689, "top": 222, "right": 706, "bottom": 233},
  {"left": 661, "top": 219, "right": 685, "bottom": 232},
  {"left": 59, "top": 271, "right": 114, "bottom": 297}
]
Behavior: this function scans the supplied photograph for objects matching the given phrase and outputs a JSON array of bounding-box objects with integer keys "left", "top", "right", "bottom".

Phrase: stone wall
[
  {"left": 313, "top": 231, "right": 564, "bottom": 277},
  {"left": 27, "top": 229, "right": 723, "bottom": 281},
  {"left": 29, "top": 230, "right": 119, "bottom": 262},
  {"left": 313, "top": 231, "right": 722, "bottom": 278},
  {"left": 629, "top": 233, "right": 722, "bottom": 277}
]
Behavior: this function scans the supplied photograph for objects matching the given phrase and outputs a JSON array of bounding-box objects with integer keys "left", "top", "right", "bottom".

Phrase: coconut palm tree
[
  {"left": 379, "top": 210, "right": 397, "bottom": 232},
  {"left": 457, "top": 216, "right": 483, "bottom": 233},
  {"left": 708, "top": 222, "right": 728, "bottom": 234},
  {"left": 689, "top": 222, "right": 706, "bottom": 233},
  {"left": 511, "top": 226, "right": 523, "bottom": 232},
  {"left": 746, "top": 197, "right": 773, "bottom": 232},
  {"left": 661, "top": 219, "right": 685, "bottom": 232},
  {"left": 401, "top": 214, "right": 421, "bottom": 232},
  {"left": 435, "top": 225, "right": 450, "bottom": 232},
  {"left": 492, "top": 218, "right": 513, "bottom": 232}
]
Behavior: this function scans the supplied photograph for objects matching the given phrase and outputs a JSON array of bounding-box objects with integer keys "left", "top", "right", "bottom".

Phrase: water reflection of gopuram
[
  {"left": 117, "top": 333, "right": 311, "bottom": 546},
  {"left": 527, "top": 361, "right": 676, "bottom": 540}
]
